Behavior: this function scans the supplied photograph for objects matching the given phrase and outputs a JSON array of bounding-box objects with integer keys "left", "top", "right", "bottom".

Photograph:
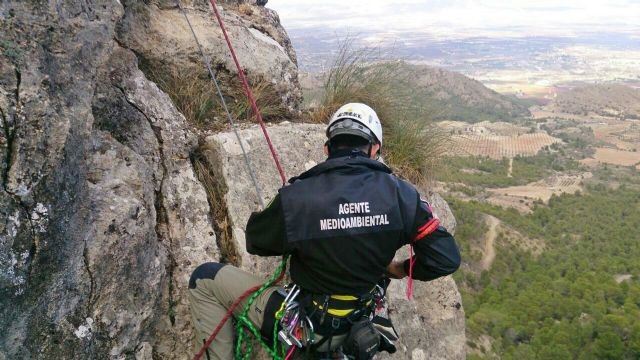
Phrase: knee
[{"left": 189, "top": 262, "right": 226, "bottom": 289}]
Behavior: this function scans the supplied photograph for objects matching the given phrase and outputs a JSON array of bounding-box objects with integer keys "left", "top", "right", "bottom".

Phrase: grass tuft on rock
[
  {"left": 307, "top": 39, "right": 449, "bottom": 183},
  {"left": 148, "top": 66, "right": 288, "bottom": 131}
]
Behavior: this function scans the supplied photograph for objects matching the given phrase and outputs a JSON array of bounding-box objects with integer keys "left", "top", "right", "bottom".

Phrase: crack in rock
[{"left": 116, "top": 84, "right": 178, "bottom": 326}]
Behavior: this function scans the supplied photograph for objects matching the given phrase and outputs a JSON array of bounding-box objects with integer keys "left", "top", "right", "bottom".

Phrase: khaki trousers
[
  {"left": 189, "top": 264, "right": 348, "bottom": 359},
  {"left": 189, "top": 264, "right": 278, "bottom": 360}
]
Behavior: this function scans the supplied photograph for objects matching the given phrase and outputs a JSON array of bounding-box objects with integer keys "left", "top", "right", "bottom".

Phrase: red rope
[
  {"left": 192, "top": 285, "right": 260, "bottom": 360},
  {"left": 192, "top": 268, "right": 288, "bottom": 360},
  {"left": 208, "top": 0, "right": 287, "bottom": 185},
  {"left": 191, "top": 2, "right": 292, "bottom": 358}
]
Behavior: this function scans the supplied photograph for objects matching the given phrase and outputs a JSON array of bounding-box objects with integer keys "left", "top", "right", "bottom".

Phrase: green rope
[{"left": 234, "top": 255, "right": 290, "bottom": 360}]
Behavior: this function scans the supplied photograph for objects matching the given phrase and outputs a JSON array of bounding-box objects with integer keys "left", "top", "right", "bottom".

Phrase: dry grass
[
  {"left": 192, "top": 142, "right": 241, "bottom": 266},
  {"left": 234, "top": 78, "right": 289, "bottom": 123},
  {"left": 238, "top": 3, "right": 253, "bottom": 15},
  {"left": 149, "top": 66, "right": 288, "bottom": 131},
  {"left": 308, "top": 38, "right": 449, "bottom": 183},
  {"left": 384, "top": 117, "right": 449, "bottom": 183}
]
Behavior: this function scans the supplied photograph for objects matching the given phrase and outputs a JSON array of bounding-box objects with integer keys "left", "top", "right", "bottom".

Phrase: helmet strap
[{"left": 326, "top": 137, "right": 377, "bottom": 158}]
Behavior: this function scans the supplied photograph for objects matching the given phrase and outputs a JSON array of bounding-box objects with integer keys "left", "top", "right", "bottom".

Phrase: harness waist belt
[{"left": 306, "top": 291, "right": 375, "bottom": 317}]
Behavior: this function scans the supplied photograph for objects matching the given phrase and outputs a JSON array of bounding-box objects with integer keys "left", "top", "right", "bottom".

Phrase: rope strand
[
  {"left": 176, "top": 0, "right": 265, "bottom": 208},
  {"left": 234, "top": 256, "right": 289, "bottom": 360},
  {"left": 177, "top": 2, "right": 291, "bottom": 359},
  {"left": 207, "top": 0, "right": 287, "bottom": 185}
]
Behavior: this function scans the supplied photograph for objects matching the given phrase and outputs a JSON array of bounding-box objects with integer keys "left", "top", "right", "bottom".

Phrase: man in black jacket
[{"left": 189, "top": 103, "right": 461, "bottom": 359}]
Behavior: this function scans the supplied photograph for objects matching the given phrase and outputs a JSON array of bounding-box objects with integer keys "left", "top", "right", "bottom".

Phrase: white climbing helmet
[{"left": 327, "top": 103, "right": 383, "bottom": 145}]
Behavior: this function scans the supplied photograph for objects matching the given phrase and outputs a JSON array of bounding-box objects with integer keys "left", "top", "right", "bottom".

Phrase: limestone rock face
[
  {"left": 0, "top": 2, "right": 216, "bottom": 358},
  {"left": 206, "top": 123, "right": 465, "bottom": 359},
  {"left": 116, "top": 0, "right": 301, "bottom": 114},
  {"left": 379, "top": 191, "right": 465, "bottom": 360},
  {"left": 0, "top": 1, "right": 463, "bottom": 358}
]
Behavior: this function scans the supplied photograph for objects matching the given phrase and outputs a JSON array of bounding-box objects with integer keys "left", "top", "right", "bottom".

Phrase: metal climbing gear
[
  {"left": 274, "top": 285, "right": 319, "bottom": 350},
  {"left": 276, "top": 285, "right": 304, "bottom": 348}
]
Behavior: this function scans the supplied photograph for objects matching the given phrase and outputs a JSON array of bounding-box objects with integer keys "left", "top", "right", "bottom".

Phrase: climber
[{"left": 188, "top": 103, "right": 461, "bottom": 359}]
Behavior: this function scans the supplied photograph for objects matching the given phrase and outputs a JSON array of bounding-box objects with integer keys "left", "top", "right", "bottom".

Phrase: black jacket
[{"left": 246, "top": 150, "right": 460, "bottom": 295}]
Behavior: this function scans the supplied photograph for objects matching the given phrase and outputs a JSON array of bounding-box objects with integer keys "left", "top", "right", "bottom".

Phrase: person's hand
[{"left": 384, "top": 260, "right": 407, "bottom": 279}]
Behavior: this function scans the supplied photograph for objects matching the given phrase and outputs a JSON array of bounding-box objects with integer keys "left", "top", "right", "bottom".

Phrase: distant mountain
[
  {"left": 396, "top": 62, "right": 531, "bottom": 122},
  {"left": 550, "top": 84, "right": 640, "bottom": 119},
  {"left": 301, "top": 62, "right": 532, "bottom": 123}
]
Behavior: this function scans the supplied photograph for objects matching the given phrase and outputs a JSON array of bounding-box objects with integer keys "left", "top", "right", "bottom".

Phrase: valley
[
  {"left": 300, "top": 60, "right": 640, "bottom": 358},
  {"left": 290, "top": 28, "right": 640, "bottom": 100},
  {"left": 435, "top": 87, "right": 640, "bottom": 359}
]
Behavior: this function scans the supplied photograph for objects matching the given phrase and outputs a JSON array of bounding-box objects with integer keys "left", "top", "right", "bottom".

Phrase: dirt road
[{"left": 481, "top": 215, "right": 500, "bottom": 271}]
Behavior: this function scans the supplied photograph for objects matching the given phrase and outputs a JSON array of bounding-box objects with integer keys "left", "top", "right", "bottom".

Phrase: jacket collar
[{"left": 289, "top": 150, "right": 392, "bottom": 183}]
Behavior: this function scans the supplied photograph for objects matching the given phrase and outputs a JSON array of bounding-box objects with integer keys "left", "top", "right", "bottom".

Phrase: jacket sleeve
[
  {"left": 402, "top": 198, "right": 461, "bottom": 281},
  {"left": 245, "top": 194, "right": 288, "bottom": 256}
]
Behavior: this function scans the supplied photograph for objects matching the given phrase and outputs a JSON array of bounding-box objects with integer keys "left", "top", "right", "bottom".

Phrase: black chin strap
[{"left": 326, "top": 139, "right": 379, "bottom": 159}]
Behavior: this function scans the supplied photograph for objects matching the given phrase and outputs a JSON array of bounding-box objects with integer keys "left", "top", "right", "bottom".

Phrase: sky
[{"left": 267, "top": 0, "right": 640, "bottom": 37}]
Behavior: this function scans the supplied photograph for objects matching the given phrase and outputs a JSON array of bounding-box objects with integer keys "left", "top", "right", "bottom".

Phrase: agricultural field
[
  {"left": 581, "top": 148, "right": 640, "bottom": 167},
  {"left": 582, "top": 121, "right": 640, "bottom": 166},
  {"left": 450, "top": 133, "right": 559, "bottom": 159},
  {"left": 436, "top": 84, "right": 640, "bottom": 360},
  {"left": 589, "top": 120, "right": 640, "bottom": 151},
  {"left": 532, "top": 101, "right": 640, "bottom": 167},
  {"left": 438, "top": 121, "right": 561, "bottom": 159},
  {"left": 486, "top": 172, "right": 592, "bottom": 213},
  {"left": 439, "top": 120, "right": 531, "bottom": 136}
]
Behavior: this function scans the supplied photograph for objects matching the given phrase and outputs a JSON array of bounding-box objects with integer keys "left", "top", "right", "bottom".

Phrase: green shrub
[
  {"left": 0, "top": 40, "right": 24, "bottom": 68},
  {"left": 449, "top": 187, "right": 640, "bottom": 359}
]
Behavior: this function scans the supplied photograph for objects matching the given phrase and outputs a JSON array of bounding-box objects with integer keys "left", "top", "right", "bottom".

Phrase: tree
[{"left": 593, "top": 331, "right": 624, "bottom": 360}]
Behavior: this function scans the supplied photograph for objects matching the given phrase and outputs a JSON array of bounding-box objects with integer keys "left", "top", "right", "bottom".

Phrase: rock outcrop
[
  {"left": 0, "top": 1, "right": 254, "bottom": 358},
  {"left": 116, "top": 0, "right": 301, "bottom": 115},
  {"left": 1, "top": 1, "right": 463, "bottom": 359},
  {"left": 205, "top": 123, "right": 465, "bottom": 359}
]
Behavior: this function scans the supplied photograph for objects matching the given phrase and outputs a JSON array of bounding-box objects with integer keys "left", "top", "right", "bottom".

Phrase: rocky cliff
[{"left": 0, "top": 1, "right": 462, "bottom": 359}]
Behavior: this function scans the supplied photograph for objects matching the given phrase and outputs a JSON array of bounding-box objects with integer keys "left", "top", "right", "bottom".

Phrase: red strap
[
  {"left": 407, "top": 241, "right": 415, "bottom": 300},
  {"left": 415, "top": 218, "right": 440, "bottom": 241}
]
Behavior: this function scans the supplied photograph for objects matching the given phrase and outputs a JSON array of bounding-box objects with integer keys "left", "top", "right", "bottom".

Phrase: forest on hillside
[
  {"left": 439, "top": 153, "right": 582, "bottom": 189},
  {"left": 448, "top": 184, "right": 640, "bottom": 359}
]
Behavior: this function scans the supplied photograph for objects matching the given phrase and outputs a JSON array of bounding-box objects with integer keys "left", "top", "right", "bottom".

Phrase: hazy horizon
[{"left": 267, "top": 0, "right": 640, "bottom": 38}]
